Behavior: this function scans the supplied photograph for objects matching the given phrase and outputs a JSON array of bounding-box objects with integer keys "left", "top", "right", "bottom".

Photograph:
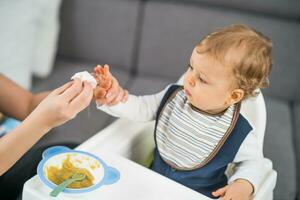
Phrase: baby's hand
[
  {"left": 93, "top": 64, "right": 128, "bottom": 106},
  {"left": 212, "top": 179, "right": 254, "bottom": 200},
  {"left": 93, "top": 64, "right": 112, "bottom": 101}
]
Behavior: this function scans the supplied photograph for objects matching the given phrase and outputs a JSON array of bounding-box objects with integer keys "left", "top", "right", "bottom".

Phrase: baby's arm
[
  {"left": 228, "top": 133, "right": 272, "bottom": 193},
  {"left": 91, "top": 64, "right": 171, "bottom": 121},
  {"left": 213, "top": 130, "right": 272, "bottom": 199},
  {"left": 97, "top": 86, "right": 170, "bottom": 122}
]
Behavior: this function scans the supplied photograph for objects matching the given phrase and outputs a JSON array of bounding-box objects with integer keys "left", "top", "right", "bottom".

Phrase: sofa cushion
[
  {"left": 58, "top": 0, "right": 140, "bottom": 72},
  {"left": 138, "top": 1, "right": 300, "bottom": 101},
  {"left": 32, "top": 58, "right": 130, "bottom": 145},
  {"left": 32, "top": 58, "right": 130, "bottom": 92},
  {"left": 264, "top": 96, "right": 297, "bottom": 200},
  {"left": 173, "top": 0, "right": 300, "bottom": 20},
  {"left": 128, "top": 75, "right": 175, "bottom": 95},
  {"left": 293, "top": 102, "right": 300, "bottom": 200}
]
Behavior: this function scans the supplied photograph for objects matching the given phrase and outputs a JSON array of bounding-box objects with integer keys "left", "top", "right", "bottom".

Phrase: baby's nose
[{"left": 188, "top": 77, "right": 195, "bottom": 87}]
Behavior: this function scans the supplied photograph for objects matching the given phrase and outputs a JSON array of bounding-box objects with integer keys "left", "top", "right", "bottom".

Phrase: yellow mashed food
[{"left": 46, "top": 155, "right": 95, "bottom": 189}]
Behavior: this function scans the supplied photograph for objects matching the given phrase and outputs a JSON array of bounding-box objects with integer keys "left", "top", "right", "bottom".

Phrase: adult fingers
[
  {"left": 52, "top": 81, "right": 74, "bottom": 96},
  {"left": 60, "top": 79, "right": 83, "bottom": 101},
  {"left": 69, "top": 81, "right": 93, "bottom": 111}
]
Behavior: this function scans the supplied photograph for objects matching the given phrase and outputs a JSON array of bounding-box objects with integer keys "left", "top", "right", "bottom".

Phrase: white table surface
[{"left": 22, "top": 145, "right": 212, "bottom": 200}]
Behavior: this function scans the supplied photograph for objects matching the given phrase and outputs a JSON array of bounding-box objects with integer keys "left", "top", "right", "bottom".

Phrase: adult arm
[
  {"left": 0, "top": 74, "right": 49, "bottom": 120},
  {"left": 0, "top": 79, "right": 93, "bottom": 175}
]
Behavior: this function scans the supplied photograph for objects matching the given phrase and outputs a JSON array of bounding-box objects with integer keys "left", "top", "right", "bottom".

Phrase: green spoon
[{"left": 50, "top": 173, "right": 86, "bottom": 197}]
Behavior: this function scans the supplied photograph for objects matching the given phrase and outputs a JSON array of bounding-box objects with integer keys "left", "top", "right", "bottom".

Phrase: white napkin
[{"left": 71, "top": 71, "right": 97, "bottom": 89}]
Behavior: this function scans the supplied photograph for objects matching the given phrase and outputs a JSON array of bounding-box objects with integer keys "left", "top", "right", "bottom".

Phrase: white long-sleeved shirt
[{"left": 97, "top": 84, "right": 273, "bottom": 194}]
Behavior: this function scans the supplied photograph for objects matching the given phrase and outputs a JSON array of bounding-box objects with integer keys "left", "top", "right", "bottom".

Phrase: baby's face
[{"left": 183, "top": 48, "right": 237, "bottom": 114}]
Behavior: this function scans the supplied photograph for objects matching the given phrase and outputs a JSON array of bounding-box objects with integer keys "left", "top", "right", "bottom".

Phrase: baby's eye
[{"left": 198, "top": 76, "right": 207, "bottom": 84}]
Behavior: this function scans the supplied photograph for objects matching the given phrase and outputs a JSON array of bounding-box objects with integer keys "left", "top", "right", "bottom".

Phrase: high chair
[{"left": 80, "top": 90, "right": 277, "bottom": 199}]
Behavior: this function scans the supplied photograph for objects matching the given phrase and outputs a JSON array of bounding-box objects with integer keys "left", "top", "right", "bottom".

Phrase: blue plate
[{"left": 37, "top": 146, "right": 120, "bottom": 194}]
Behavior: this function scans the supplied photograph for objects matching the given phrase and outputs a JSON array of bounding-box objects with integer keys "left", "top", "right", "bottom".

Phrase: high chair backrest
[{"left": 240, "top": 92, "right": 267, "bottom": 153}]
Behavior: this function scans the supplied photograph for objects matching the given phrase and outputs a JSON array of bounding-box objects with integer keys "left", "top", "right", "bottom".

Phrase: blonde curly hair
[{"left": 196, "top": 24, "right": 272, "bottom": 99}]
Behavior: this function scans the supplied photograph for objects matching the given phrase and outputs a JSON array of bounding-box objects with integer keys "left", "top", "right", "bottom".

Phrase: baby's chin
[
  {"left": 186, "top": 97, "right": 212, "bottom": 113},
  {"left": 185, "top": 96, "right": 198, "bottom": 108},
  {"left": 183, "top": 89, "right": 212, "bottom": 111}
]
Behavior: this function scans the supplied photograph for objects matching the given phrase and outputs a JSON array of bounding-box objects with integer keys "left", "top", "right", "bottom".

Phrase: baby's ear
[{"left": 229, "top": 89, "right": 244, "bottom": 105}]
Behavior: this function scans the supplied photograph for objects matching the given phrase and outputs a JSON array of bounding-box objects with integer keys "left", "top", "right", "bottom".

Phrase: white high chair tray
[
  {"left": 22, "top": 146, "right": 211, "bottom": 200},
  {"left": 23, "top": 118, "right": 276, "bottom": 200}
]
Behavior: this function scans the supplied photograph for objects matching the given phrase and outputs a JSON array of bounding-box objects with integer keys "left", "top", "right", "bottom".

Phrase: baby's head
[{"left": 183, "top": 24, "right": 272, "bottom": 114}]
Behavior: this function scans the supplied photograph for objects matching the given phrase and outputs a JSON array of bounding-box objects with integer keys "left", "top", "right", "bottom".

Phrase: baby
[{"left": 93, "top": 24, "right": 272, "bottom": 199}]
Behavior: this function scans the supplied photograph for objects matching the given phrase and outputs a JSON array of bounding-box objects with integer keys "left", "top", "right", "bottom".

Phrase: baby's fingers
[
  {"left": 94, "top": 87, "right": 107, "bottom": 99},
  {"left": 104, "top": 79, "right": 118, "bottom": 102},
  {"left": 96, "top": 97, "right": 106, "bottom": 106},
  {"left": 212, "top": 186, "right": 227, "bottom": 197},
  {"left": 94, "top": 65, "right": 103, "bottom": 73},
  {"left": 103, "top": 64, "right": 110, "bottom": 73},
  {"left": 121, "top": 90, "right": 128, "bottom": 103},
  {"left": 220, "top": 196, "right": 231, "bottom": 200},
  {"left": 107, "top": 88, "right": 124, "bottom": 106},
  {"left": 220, "top": 193, "right": 235, "bottom": 200}
]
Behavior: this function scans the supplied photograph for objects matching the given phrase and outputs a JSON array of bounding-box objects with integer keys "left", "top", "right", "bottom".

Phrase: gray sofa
[{"left": 32, "top": 0, "right": 300, "bottom": 199}]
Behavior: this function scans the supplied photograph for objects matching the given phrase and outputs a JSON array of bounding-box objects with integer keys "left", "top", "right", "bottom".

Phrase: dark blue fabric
[{"left": 151, "top": 85, "right": 252, "bottom": 198}]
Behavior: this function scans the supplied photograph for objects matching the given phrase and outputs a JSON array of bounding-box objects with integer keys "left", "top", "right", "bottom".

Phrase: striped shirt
[{"left": 156, "top": 89, "right": 236, "bottom": 170}]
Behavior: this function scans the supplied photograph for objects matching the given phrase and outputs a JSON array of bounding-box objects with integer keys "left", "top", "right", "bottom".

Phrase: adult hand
[{"left": 29, "top": 79, "right": 94, "bottom": 131}]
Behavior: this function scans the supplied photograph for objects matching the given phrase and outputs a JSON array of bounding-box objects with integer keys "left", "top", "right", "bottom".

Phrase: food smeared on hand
[
  {"left": 93, "top": 64, "right": 113, "bottom": 101},
  {"left": 46, "top": 155, "right": 96, "bottom": 189}
]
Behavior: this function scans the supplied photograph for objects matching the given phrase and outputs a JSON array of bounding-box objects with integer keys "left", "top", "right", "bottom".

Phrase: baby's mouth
[{"left": 184, "top": 89, "right": 192, "bottom": 97}]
